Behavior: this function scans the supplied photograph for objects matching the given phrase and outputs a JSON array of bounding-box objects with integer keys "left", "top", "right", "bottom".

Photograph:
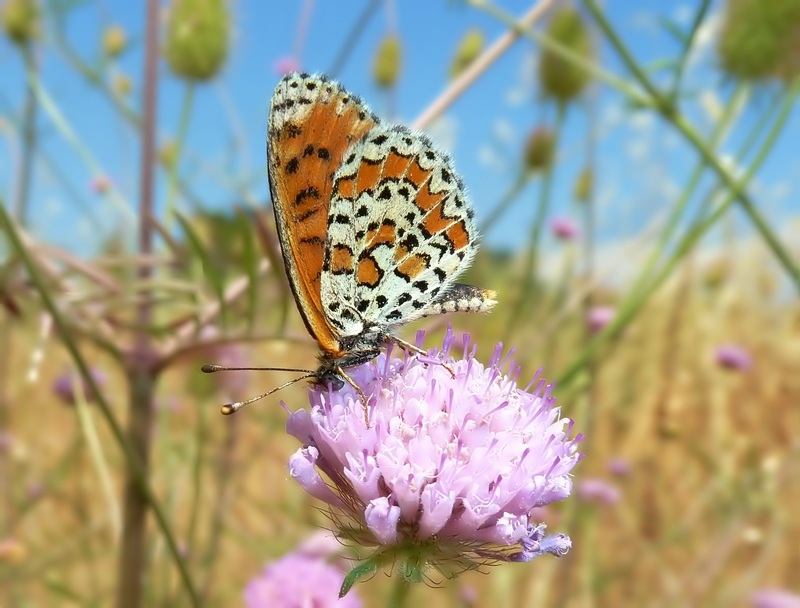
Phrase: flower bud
[
  {"left": 574, "top": 167, "right": 593, "bottom": 203},
  {"left": 159, "top": 140, "right": 178, "bottom": 169},
  {"left": 450, "top": 29, "right": 484, "bottom": 79},
  {"left": 718, "top": 0, "right": 800, "bottom": 82},
  {"left": 523, "top": 126, "right": 555, "bottom": 172},
  {"left": 102, "top": 25, "right": 127, "bottom": 58},
  {"left": 539, "top": 7, "right": 592, "bottom": 103},
  {"left": 1, "top": 0, "right": 39, "bottom": 46},
  {"left": 112, "top": 73, "right": 133, "bottom": 96},
  {"left": 373, "top": 34, "right": 402, "bottom": 89},
  {"left": 164, "top": 0, "right": 230, "bottom": 82}
]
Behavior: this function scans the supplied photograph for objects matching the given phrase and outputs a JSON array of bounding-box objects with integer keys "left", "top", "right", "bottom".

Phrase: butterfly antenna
[
  {"left": 201, "top": 365, "right": 318, "bottom": 415},
  {"left": 215, "top": 373, "right": 318, "bottom": 415}
]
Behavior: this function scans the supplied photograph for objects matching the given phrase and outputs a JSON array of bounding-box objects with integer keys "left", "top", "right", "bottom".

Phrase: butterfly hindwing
[{"left": 321, "top": 125, "right": 494, "bottom": 336}]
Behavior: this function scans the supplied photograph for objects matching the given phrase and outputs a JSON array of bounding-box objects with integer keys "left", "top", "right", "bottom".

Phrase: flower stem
[
  {"left": 388, "top": 576, "right": 413, "bottom": 608},
  {"left": 164, "top": 83, "right": 195, "bottom": 232},
  {"left": 581, "top": 0, "right": 800, "bottom": 291}
]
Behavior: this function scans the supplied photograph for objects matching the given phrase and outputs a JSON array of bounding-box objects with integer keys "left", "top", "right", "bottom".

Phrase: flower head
[
  {"left": 244, "top": 553, "right": 362, "bottom": 608},
  {"left": 716, "top": 344, "right": 753, "bottom": 371},
  {"left": 286, "top": 328, "right": 582, "bottom": 585},
  {"left": 575, "top": 477, "right": 621, "bottom": 506},
  {"left": 52, "top": 368, "right": 106, "bottom": 406},
  {"left": 586, "top": 306, "right": 615, "bottom": 334},
  {"left": 751, "top": 589, "right": 800, "bottom": 608},
  {"left": 550, "top": 216, "right": 580, "bottom": 241}
]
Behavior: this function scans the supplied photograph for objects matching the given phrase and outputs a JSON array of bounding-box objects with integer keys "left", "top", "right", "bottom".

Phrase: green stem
[
  {"left": 388, "top": 576, "right": 412, "bottom": 608},
  {"left": 582, "top": 0, "right": 800, "bottom": 290},
  {"left": 669, "top": 0, "right": 712, "bottom": 101},
  {"left": 480, "top": 170, "right": 530, "bottom": 234},
  {"left": 0, "top": 206, "right": 199, "bottom": 606},
  {"left": 556, "top": 82, "right": 799, "bottom": 389},
  {"left": 470, "top": 0, "right": 651, "bottom": 106},
  {"left": 505, "top": 103, "right": 565, "bottom": 337},
  {"left": 164, "top": 84, "right": 195, "bottom": 232},
  {"left": 629, "top": 83, "right": 747, "bottom": 300}
]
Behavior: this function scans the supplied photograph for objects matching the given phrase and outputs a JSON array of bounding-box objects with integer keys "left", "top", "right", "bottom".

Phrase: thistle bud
[
  {"left": 112, "top": 73, "right": 133, "bottom": 96},
  {"left": 539, "top": 7, "right": 592, "bottom": 103},
  {"left": 373, "top": 34, "right": 402, "bottom": 89},
  {"left": 450, "top": 29, "right": 484, "bottom": 79},
  {"left": 159, "top": 140, "right": 178, "bottom": 170},
  {"left": 1, "top": 0, "right": 39, "bottom": 46},
  {"left": 574, "top": 167, "right": 593, "bottom": 202},
  {"left": 717, "top": 0, "right": 800, "bottom": 82},
  {"left": 523, "top": 126, "right": 555, "bottom": 172},
  {"left": 102, "top": 25, "right": 127, "bottom": 58},
  {"left": 164, "top": 0, "right": 230, "bottom": 82}
]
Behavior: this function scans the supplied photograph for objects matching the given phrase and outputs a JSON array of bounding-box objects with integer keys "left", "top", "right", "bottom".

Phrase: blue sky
[{"left": 1, "top": 1, "right": 798, "bottom": 256}]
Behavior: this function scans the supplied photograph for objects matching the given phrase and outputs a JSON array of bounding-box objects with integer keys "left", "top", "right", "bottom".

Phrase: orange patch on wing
[
  {"left": 396, "top": 254, "right": 428, "bottom": 280},
  {"left": 355, "top": 162, "right": 382, "bottom": 197},
  {"left": 330, "top": 245, "right": 354, "bottom": 274},
  {"left": 413, "top": 182, "right": 445, "bottom": 213},
  {"left": 446, "top": 221, "right": 471, "bottom": 251},
  {"left": 269, "top": 88, "right": 377, "bottom": 348},
  {"left": 382, "top": 153, "right": 413, "bottom": 180},
  {"left": 366, "top": 222, "right": 395, "bottom": 247},
  {"left": 405, "top": 160, "right": 429, "bottom": 189},
  {"left": 394, "top": 246, "right": 409, "bottom": 262},
  {"left": 357, "top": 256, "right": 382, "bottom": 287},
  {"left": 422, "top": 206, "right": 454, "bottom": 236},
  {"left": 335, "top": 176, "right": 355, "bottom": 200}
]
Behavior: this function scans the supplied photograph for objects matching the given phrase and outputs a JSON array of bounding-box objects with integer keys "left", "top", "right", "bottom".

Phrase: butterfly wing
[
  {"left": 321, "top": 125, "right": 495, "bottom": 336},
  {"left": 267, "top": 73, "right": 379, "bottom": 352}
]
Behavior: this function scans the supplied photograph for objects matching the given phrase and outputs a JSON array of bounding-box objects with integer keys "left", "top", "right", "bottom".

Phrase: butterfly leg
[
  {"left": 388, "top": 335, "right": 456, "bottom": 379},
  {"left": 335, "top": 365, "right": 371, "bottom": 426}
]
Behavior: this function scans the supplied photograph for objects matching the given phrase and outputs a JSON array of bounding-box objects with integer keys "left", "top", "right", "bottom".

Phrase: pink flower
[
  {"left": 285, "top": 328, "right": 582, "bottom": 585},
  {"left": 607, "top": 457, "right": 632, "bottom": 477},
  {"left": 550, "top": 216, "right": 580, "bottom": 241},
  {"left": 576, "top": 478, "right": 621, "bottom": 506},
  {"left": 586, "top": 306, "right": 615, "bottom": 334},
  {"left": 244, "top": 554, "right": 362, "bottom": 608},
  {"left": 751, "top": 589, "right": 800, "bottom": 608},
  {"left": 52, "top": 368, "right": 106, "bottom": 406},
  {"left": 91, "top": 175, "right": 112, "bottom": 194},
  {"left": 716, "top": 344, "right": 753, "bottom": 371},
  {"left": 274, "top": 56, "right": 301, "bottom": 76}
]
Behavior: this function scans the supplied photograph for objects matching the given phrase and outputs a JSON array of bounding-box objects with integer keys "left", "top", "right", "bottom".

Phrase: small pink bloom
[
  {"left": 274, "top": 56, "right": 301, "bottom": 76},
  {"left": 91, "top": 175, "right": 112, "bottom": 194},
  {"left": 751, "top": 589, "right": 800, "bottom": 608},
  {"left": 550, "top": 216, "right": 580, "bottom": 241},
  {"left": 607, "top": 457, "right": 632, "bottom": 477},
  {"left": 576, "top": 478, "right": 621, "bottom": 506},
  {"left": 244, "top": 554, "right": 362, "bottom": 608},
  {"left": 587, "top": 306, "right": 615, "bottom": 334},
  {"left": 52, "top": 369, "right": 106, "bottom": 406},
  {"left": 716, "top": 344, "right": 753, "bottom": 371}
]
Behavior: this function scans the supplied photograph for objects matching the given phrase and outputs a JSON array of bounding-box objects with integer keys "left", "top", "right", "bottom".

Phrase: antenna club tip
[
  {"left": 201, "top": 364, "right": 219, "bottom": 373},
  {"left": 220, "top": 403, "right": 238, "bottom": 415}
]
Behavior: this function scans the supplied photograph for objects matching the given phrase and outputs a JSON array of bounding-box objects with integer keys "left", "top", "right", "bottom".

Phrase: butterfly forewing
[{"left": 267, "top": 73, "right": 379, "bottom": 352}]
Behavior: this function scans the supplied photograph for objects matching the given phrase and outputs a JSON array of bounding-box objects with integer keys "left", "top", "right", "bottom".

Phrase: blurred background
[{"left": 1, "top": 0, "right": 799, "bottom": 606}]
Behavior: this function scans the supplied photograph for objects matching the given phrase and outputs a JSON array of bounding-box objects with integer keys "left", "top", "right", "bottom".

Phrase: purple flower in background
[
  {"left": 91, "top": 175, "right": 111, "bottom": 194},
  {"left": 52, "top": 368, "right": 106, "bottom": 406},
  {"left": 274, "top": 56, "right": 301, "bottom": 76},
  {"left": 751, "top": 589, "right": 800, "bottom": 608},
  {"left": 607, "top": 457, "right": 632, "bottom": 477},
  {"left": 244, "top": 554, "right": 362, "bottom": 608},
  {"left": 587, "top": 306, "right": 615, "bottom": 334},
  {"left": 286, "top": 328, "right": 582, "bottom": 582},
  {"left": 716, "top": 344, "right": 753, "bottom": 371},
  {"left": 576, "top": 478, "right": 621, "bottom": 506},
  {"left": 550, "top": 216, "right": 580, "bottom": 241}
]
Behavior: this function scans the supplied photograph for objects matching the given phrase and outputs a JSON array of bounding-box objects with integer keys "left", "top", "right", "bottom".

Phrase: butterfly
[{"left": 210, "top": 72, "right": 496, "bottom": 415}]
